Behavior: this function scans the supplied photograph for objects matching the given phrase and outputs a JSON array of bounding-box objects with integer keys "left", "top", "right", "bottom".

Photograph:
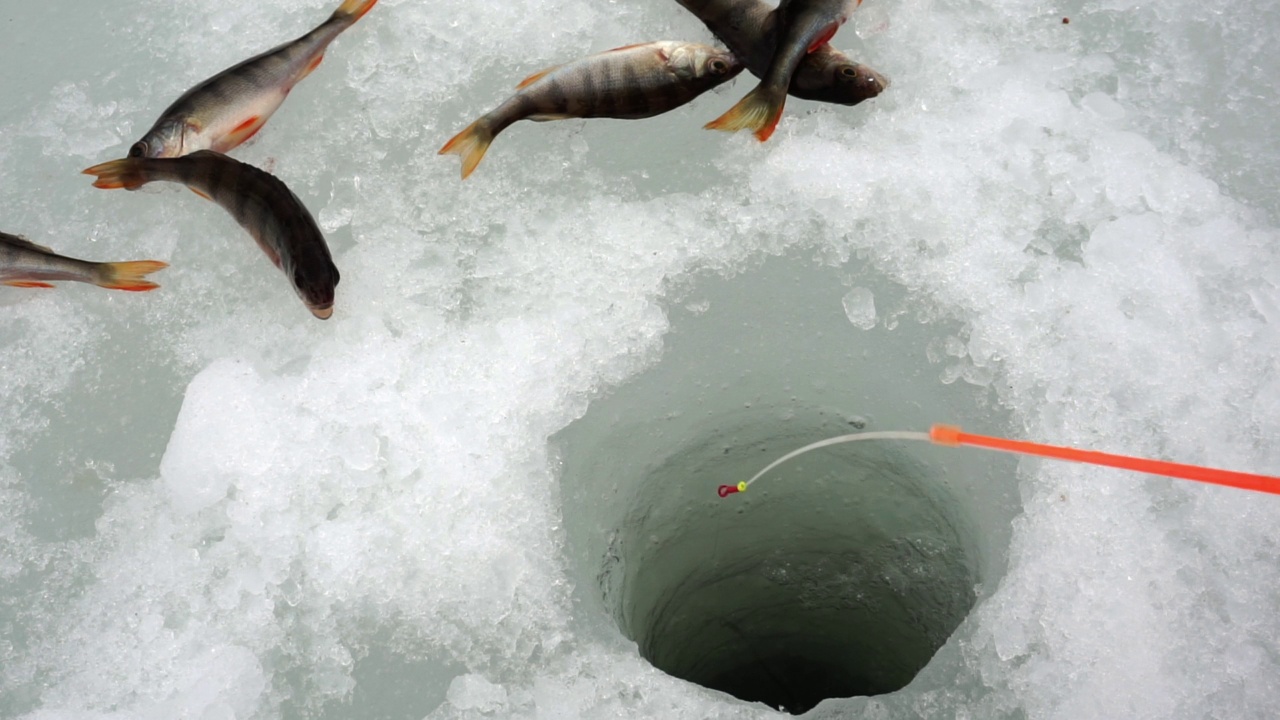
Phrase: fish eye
[
  {"left": 127, "top": 142, "right": 148, "bottom": 158},
  {"left": 709, "top": 59, "right": 729, "bottom": 75},
  {"left": 839, "top": 66, "right": 859, "bottom": 79}
]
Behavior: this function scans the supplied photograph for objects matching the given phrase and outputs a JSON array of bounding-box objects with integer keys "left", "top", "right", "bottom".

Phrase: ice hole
[{"left": 555, "top": 252, "right": 1022, "bottom": 714}]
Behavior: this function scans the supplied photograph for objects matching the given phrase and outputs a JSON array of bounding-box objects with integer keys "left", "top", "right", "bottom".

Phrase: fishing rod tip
[{"left": 930, "top": 424, "right": 963, "bottom": 446}]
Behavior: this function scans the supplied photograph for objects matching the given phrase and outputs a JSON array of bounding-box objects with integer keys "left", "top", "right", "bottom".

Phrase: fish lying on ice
[
  {"left": 439, "top": 41, "right": 744, "bottom": 179},
  {"left": 82, "top": 151, "right": 340, "bottom": 319},
  {"left": 675, "top": 0, "right": 886, "bottom": 106},
  {"left": 706, "top": 0, "right": 862, "bottom": 141},
  {"left": 0, "top": 231, "right": 166, "bottom": 291},
  {"left": 128, "top": 0, "right": 378, "bottom": 159}
]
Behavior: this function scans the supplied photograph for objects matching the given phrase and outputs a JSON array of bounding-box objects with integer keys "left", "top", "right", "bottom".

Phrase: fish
[
  {"left": 705, "top": 0, "right": 862, "bottom": 141},
  {"left": 674, "top": 0, "right": 886, "bottom": 106},
  {"left": 82, "top": 151, "right": 340, "bottom": 319},
  {"left": 0, "top": 231, "right": 166, "bottom": 291},
  {"left": 127, "top": 0, "right": 378, "bottom": 159},
  {"left": 439, "top": 41, "right": 744, "bottom": 179}
]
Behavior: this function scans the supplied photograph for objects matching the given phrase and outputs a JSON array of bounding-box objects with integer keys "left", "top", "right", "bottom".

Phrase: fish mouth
[{"left": 309, "top": 304, "right": 334, "bottom": 320}]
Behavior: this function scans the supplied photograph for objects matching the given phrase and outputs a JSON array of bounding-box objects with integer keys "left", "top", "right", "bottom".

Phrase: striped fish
[
  {"left": 675, "top": 0, "right": 886, "bottom": 106},
  {"left": 706, "top": 0, "right": 862, "bottom": 141},
  {"left": 439, "top": 41, "right": 744, "bottom": 179},
  {"left": 1, "top": 231, "right": 166, "bottom": 292},
  {"left": 82, "top": 151, "right": 340, "bottom": 319},
  {"left": 128, "top": 0, "right": 378, "bottom": 159}
]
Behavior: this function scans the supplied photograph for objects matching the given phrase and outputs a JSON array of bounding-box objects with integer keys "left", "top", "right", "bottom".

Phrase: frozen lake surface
[{"left": 2, "top": 1, "right": 1280, "bottom": 718}]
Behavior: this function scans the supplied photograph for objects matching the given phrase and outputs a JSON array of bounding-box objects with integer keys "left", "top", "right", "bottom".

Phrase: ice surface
[{"left": 2, "top": 0, "right": 1280, "bottom": 718}]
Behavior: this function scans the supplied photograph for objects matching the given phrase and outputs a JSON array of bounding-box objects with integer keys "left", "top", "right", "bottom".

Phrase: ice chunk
[
  {"left": 445, "top": 674, "right": 507, "bottom": 712},
  {"left": 842, "top": 286, "right": 877, "bottom": 329},
  {"left": 1081, "top": 92, "right": 1126, "bottom": 123},
  {"left": 159, "top": 359, "right": 276, "bottom": 516}
]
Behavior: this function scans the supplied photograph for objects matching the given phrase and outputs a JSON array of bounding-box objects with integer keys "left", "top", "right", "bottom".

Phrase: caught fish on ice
[
  {"left": 0, "top": 231, "right": 166, "bottom": 292},
  {"left": 706, "top": 0, "right": 863, "bottom": 141},
  {"left": 127, "top": 0, "right": 378, "bottom": 159},
  {"left": 439, "top": 41, "right": 744, "bottom": 179},
  {"left": 675, "top": 0, "right": 886, "bottom": 106},
  {"left": 82, "top": 151, "right": 340, "bottom": 320}
]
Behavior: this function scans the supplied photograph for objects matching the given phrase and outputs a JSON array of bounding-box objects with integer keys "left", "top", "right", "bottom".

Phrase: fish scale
[
  {"left": 0, "top": 232, "right": 166, "bottom": 292},
  {"left": 440, "top": 41, "right": 744, "bottom": 179},
  {"left": 128, "top": 0, "right": 378, "bottom": 159},
  {"left": 706, "top": 0, "right": 865, "bottom": 140},
  {"left": 82, "top": 151, "right": 340, "bottom": 319},
  {"left": 676, "top": 0, "right": 886, "bottom": 106}
]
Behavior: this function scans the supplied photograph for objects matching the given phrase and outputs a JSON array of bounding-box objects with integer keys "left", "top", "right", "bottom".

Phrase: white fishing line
[{"left": 735, "top": 430, "right": 930, "bottom": 492}]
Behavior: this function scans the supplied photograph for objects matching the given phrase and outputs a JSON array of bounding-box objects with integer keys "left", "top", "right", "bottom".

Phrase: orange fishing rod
[{"left": 718, "top": 424, "right": 1280, "bottom": 498}]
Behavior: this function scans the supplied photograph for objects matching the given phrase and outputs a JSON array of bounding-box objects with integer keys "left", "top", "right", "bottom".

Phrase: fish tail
[
  {"left": 333, "top": 0, "right": 378, "bottom": 22},
  {"left": 438, "top": 119, "right": 495, "bottom": 180},
  {"left": 95, "top": 260, "right": 168, "bottom": 292},
  {"left": 82, "top": 159, "right": 150, "bottom": 190},
  {"left": 704, "top": 85, "right": 786, "bottom": 142}
]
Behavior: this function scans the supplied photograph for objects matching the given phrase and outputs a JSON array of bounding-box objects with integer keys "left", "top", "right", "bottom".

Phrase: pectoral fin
[
  {"left": 225, "top": 115, "right": 265, "bottom": 148},
  {"left": 807, "top": 22, "right": 840, "bottom": 53},
  {"left": 257, "top": 242, "right": 282, "bottom": 270}
]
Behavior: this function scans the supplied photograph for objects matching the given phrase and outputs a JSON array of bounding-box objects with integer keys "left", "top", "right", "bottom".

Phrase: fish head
[
  {"left": 667, "top": 43, "right": 745, "bottom": 84},
  {"left": 794, "top": 51, "right": 889, "bottom": 106},
  {"left": 289, "top": 258, "right": 340, "bottom": 320},
  {"left": 129, "top": 120, "right": 190, "bottom": 159}
]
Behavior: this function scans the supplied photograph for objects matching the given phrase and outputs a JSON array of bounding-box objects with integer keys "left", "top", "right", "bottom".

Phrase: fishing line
[{"left": 718, "top": 424, "right": 1280, "bottom": 498}]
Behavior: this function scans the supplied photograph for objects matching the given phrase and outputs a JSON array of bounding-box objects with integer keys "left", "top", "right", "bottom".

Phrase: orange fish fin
[
  {"left": 438, "top": 119, "right": 496, "bottom": 180},
  {"left": 705, "top": 86, "right": 786, "bottom": 142},
  {"left": 604, "top": 43, "right": 649, "bottom": 53},
  {"left": 807, "top": 22, "right": 841, "bottom": 53},
  {"left": 82, "top": 159, "right": 148, "bottom": 190},
  {"left": 97, "top": 260, "right": 168, "bottom": 292},
  {"left": 754, "top": 110, "right": 784, "bottom": 142},
  {"left": 189, "top": 187, "right": 213, "bottom": 201},
  {"left": 226, "top": 115, "right": 266, "bottom": 147},
  {"left": 334, "top": 0, "right": 378, "bottom": 22},
  {"left": 230, "top": 116, "right": 260, "bottom": 135},
  {"left": 516, "top": 66, "right": 560, "bottom": 89},
  {"left": 300, "top": 53, "right": 326, "bottom": 80},
  {"left": 3, "top": 280, "right": 55, "bottom": 289},
  {"left": 601, "top": 43, "right": 667, "bottom": 62},
  {"left": 240, "top": 124, "right": 264, "bottom": 145}
]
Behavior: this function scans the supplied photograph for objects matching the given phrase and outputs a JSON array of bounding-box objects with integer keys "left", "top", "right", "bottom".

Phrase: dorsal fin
[
  {"left": 605, "top": 43, "right": 649, "bottom": 53},
  {"left": 0, "top": 232, "right": 55, "bottom": 254},
  {"left": 517, "top": 44, "right": 659, "bottom": 89},
  {"left": 603, "top": 42, "right": 667, "bottom": 60},
  {"left": 516, "top": 65, "right": 561, "bottom": 89}
]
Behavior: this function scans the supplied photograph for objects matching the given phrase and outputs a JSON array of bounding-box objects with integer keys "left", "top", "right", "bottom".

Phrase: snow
[{"left": 2, "top": 0, "right": 1280, "bottom": 718}]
